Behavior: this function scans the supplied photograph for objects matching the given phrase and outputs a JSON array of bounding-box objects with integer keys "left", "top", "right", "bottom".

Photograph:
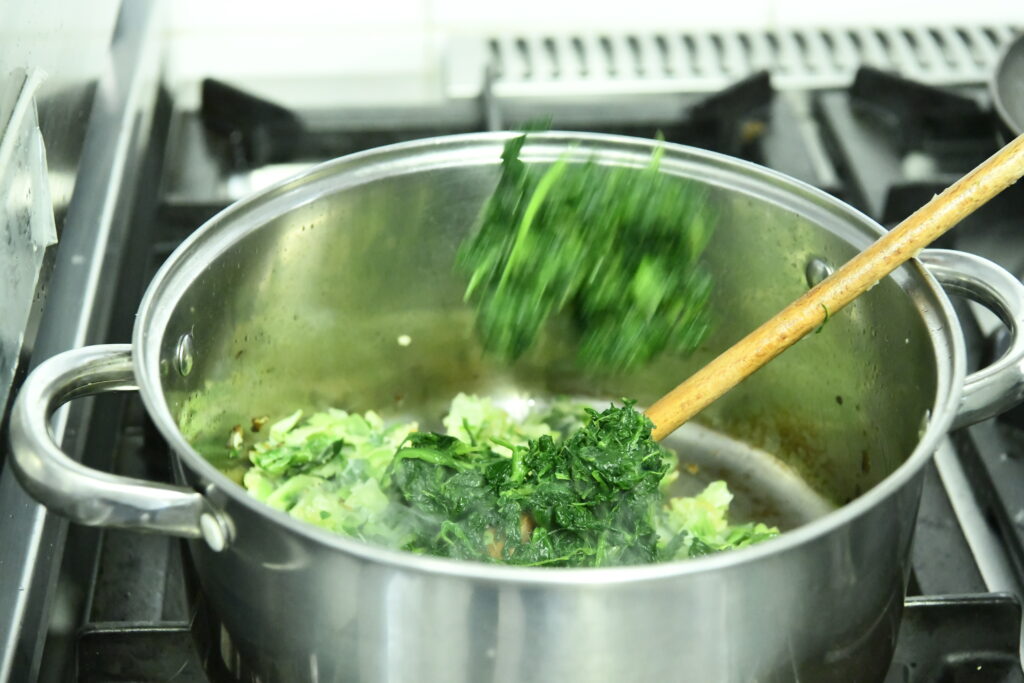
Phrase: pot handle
[
  {"left": 8, "top": 344, "right": 230, "bottom": 551},
  {"left": 918, "top": 249, "right": 1024, "bottom": 429}
]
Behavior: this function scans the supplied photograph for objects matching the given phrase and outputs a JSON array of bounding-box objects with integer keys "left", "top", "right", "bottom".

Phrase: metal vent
[{"left": 450, "top": 26, "right": 1020, "bottom": 97}]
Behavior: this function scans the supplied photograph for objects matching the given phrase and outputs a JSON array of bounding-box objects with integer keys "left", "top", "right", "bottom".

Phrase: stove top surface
[{"left": 16, "top": 61, "right": 1024, "bottom": 682}]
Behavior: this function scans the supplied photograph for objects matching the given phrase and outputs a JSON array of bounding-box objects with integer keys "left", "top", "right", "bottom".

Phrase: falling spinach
[{"left": 456, "top": 133, "right": 715, "bottom": 372}]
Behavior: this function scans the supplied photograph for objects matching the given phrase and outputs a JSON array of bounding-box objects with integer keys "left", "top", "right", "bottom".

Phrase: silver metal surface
[
  {"left": 918, "top": 250, "right": 1024, "bottom": 428},
  {"left": 804, "top": 256, "right": 834, "bottom": 288},
  {"left": 446, "top": 26, "right": 1021, "bottom": 99},
  {"left": 0, "top": 68, "right": 59, "bottom": 415},
  {"left": 175, "top": 331, "right": 195, "bottom": 377},
  {"left": 0, "top": 0, "right": 123, "bottom": 416},
  {"left": 8, "top": 344, "right": 224, "bottom": 540},
  {"left": 14, "top": 131, "right": 1024, "bottom": 681},
  {"left": 993, "top": 33, "right": 1024, "bottom": 134},
  {"left": 0, "top": 1, "right": 164, "bottom": 680},
  {"left": 0, "top": 0, "right": 122, "bottom": 219}
]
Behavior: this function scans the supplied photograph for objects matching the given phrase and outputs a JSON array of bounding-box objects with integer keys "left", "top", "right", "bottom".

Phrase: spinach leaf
[
  {"left": 235, "top": 395, "right": 779, "bottom": 567},
  {"left": 457, "top": 134, "right": 715, "bottom": 371}
]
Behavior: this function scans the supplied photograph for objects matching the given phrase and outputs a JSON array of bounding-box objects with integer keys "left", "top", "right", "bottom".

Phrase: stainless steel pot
[{"left": 11, "top": 132, "right": 1024, "bottom": 682}]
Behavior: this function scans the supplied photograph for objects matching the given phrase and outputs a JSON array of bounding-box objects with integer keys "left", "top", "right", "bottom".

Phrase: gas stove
[{"left": 2, "top": 4, "right": 1024, "bottom": 681}]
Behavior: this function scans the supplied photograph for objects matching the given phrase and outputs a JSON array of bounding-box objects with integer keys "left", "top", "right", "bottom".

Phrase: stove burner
[
  {"left": 677, "top": 69, "right": 773, "bottom": 158},
  {"left": 850, "top": 67, "right": 993, "bottom": 154},
  {"left": 886, "top": 594, "right": 1023, "bottom": 682},
  {"left": 200, "top": 79, "right": 305, "bottom": 170},
  {"left": 817, "top": 66, "right": 1010, "bottom": 224}
]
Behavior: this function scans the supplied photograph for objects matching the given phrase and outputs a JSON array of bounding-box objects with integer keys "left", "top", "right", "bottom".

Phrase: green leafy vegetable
[
  {"left": 232, "top": 394, "right": 779, "bottom": 567},
  {"left": 456, "top": 134, "right": 715, "bottom": 371},
  {"left": 241, "top": 409, "right": 421, "bottom": 546},
  {"left": 657, "top": 481, "right": 779, "bottom": 558}
]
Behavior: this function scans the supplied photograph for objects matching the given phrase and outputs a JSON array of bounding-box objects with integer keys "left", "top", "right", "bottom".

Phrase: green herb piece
[
  {"left": 456, "top": 134, "right": 715, "bottom": 372},
  {"left": 815, "top": 303, "right": 830, "bottom": 335},
  {"left": 388, "top": 400, "right": 671, "bottom": 566}
]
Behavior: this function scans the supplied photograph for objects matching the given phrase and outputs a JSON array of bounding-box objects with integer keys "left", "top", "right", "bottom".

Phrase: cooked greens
[
  {"left": 233, "top": 395, "right": 777, "bottom": 567},
  {"left": 456, "top": 134, "right": 715, "bottom": 372}
]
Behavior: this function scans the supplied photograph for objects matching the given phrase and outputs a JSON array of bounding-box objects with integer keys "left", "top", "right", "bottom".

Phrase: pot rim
[{"left": 134, "top": 130, "right": 963, "bottom": 584}]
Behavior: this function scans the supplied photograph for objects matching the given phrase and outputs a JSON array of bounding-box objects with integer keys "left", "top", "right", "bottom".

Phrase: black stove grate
[{"left": 887, "top": 595, "right": 1023, "bottom": 683}]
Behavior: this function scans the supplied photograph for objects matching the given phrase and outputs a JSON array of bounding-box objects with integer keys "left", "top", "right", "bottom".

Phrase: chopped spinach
[
  {"left": 456, "top": 134, "right": 715, "bottom": 371},
  {"left": 234, "top": 395, "right": 778, "bottom": 567}
]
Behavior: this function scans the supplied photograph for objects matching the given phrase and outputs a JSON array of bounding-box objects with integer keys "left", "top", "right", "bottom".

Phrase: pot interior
[{"left": 153, "top": 134, "right": 943, "bottom": 529}]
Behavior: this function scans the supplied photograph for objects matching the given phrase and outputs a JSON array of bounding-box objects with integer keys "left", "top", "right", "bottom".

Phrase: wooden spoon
[{"left": 645, "top": 132, "right": 1024, "bottom": 442}]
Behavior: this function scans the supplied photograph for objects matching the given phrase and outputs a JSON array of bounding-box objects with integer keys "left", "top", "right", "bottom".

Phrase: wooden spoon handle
[{"left": 646, "top": 132, "right": 1024, "bottom": 441}]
